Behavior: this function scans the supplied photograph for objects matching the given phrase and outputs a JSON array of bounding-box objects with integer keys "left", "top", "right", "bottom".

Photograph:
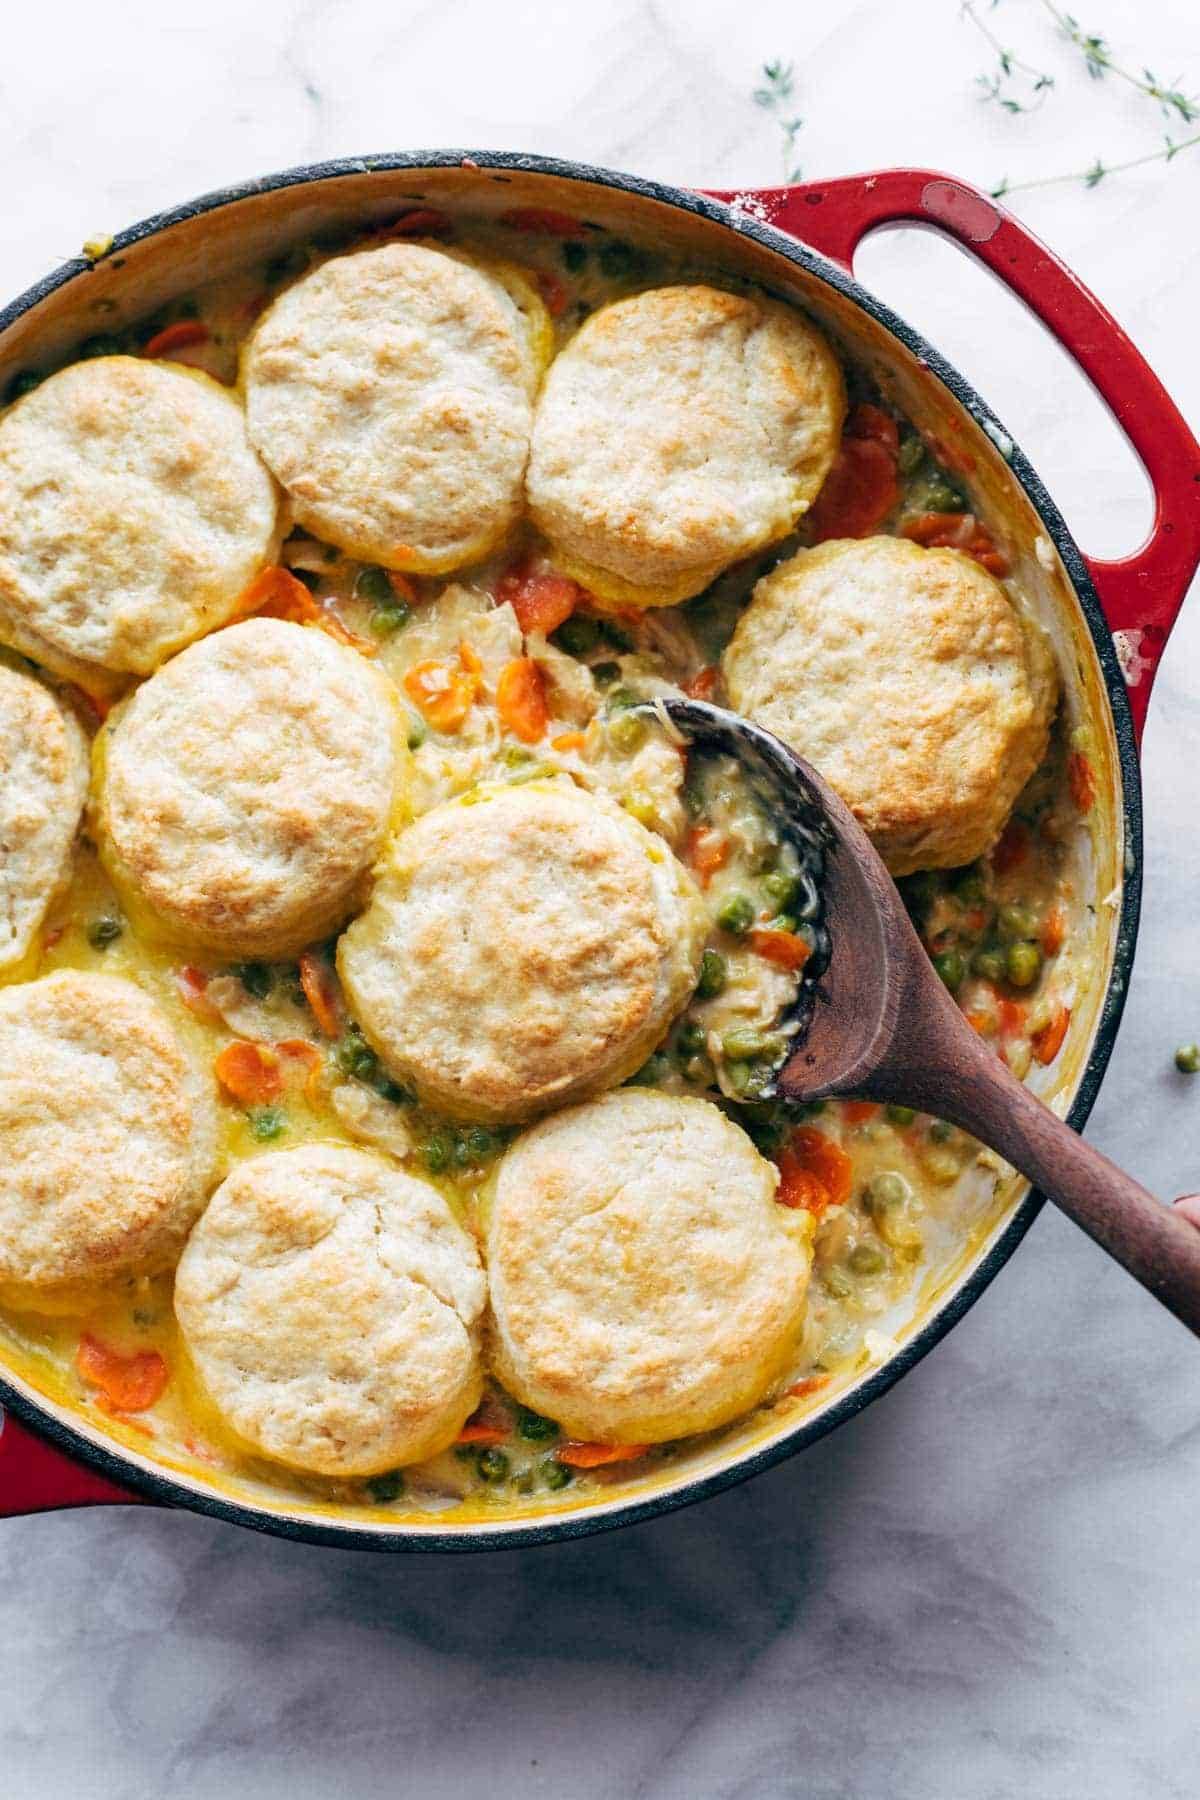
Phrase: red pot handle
[
  {"left": 706, "top": 170, "right": 1200, "bottom": 739},
  {"left": 0, "top": 1407, "right": 141, "bottom": 1516}
]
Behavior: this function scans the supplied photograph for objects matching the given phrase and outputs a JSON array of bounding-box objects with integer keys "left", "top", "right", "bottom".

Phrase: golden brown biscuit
[
  {"left": 486, "top": 1089, "right": 814, "bottom": 1443},
  {"left": 0, "top": 358, "right": 278, "bottom": 678},
  {"left": 174, "top": 1143, "right": 486, "bottom": 1476},
  {"left": 526, "top": 284, "right": 845, "bottom": 607},
  {"left": 0, "top": 971, "right": 215, "bottom": 1291},
  {"left": 94, "top": 617, "right": 405, "bottom": 958},
  {"left": 338, "top": 778, "right": 707, "bottom": 1123},
  {"left": 0, "top": 663, "right": 88, "bottom": 974},
  {"left": 722, "top": 536, "right": 1057, "bottom": 873}
]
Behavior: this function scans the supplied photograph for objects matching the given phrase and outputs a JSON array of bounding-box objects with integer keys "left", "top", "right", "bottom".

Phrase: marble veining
[{"left": 1, "top": 1, "right": 1198, "bottom": 1794}]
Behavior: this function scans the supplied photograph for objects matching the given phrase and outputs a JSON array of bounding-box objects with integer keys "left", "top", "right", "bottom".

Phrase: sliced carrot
[
  {"left": 552, "top": 729, "right": 586, "bottom": 753},
  {"left": 900, "top": 511, "right": 1008, "bottom": 576},
  {"left": 558, "top": 1442, "right": 649, "bottom": 1469},
  {"left": 403, "top": 656, "right": 479, "bottom": 733},
  {"left": 682, "top": 664, "right": 720, "bottom": 702},
  {"left": 1033, "top": 1005, "right": 1071, "bottom": 1066},
  {"left": 786, "top": 1375, "right": 830, "bottom": 1398},
  {"left": 387, "top": 570, "right": 419, "bottom": 605},
  {"left": 536, "top": 269, "right": 569, "bottom": 316},
  {"left": 779, "top": 1126, "right": 854, "bottom": 1212},
  {"left": 845, "top": 401, "right": 899, "bottom": 454},
  {"left": 500, "top": 206, "right": 587, "bottom": 238},
  {"left": 774, "top": 1157, "right": 830, "bottom": 1214},
  {"left": 996, "top": 994, "right": 1027, "bottom": 1037},
  {"left": 143, "top": 319, "right": 210, "bottom": 358},
  {"left": 175, "top": 964, "right": 219, "bottom": 1019},
  {"left": 1068, "top": 751, "right": 1096, "bottom": 814},
  {"left": 316, "top": 609, "right": 378, "bottom": 657},
  {"left": 495, "top": 565, "right": 581, "bottom": 636},
  {"left": 496, "top": 657, "right": 549, "bottom": 744},
  {"left": 214, "top": 1040, "right": 282, "bottom": 1105},
  {"left": 378, "top": 207, "right": 453, "bottom": 238},
  {"left": 841, "top": 1101, "right": 878, "bottom": 1126},
  {"left": 458, "top": 638, "right": 483, "bottom": 676},
  {"left": 1040, "top": 906, "right": 1067, "bottom": 958},
  {"left": 684, "top": 824, "right": 729, "bottom": 886},
  {"left": 276, "top": 1037, "right": 324, "bottom": 1100},
  {"left": 238, "top": 564, "right": 319, "bottom": 623},
  {"left": 76, "top": 1334, "right": 169, "bottom": 1414},
  {"left": 808, "top": 437, "right": 900, "bottom": 541},
  {"left": 748, "top": 927, "right": 811, "bottom": 972},
  {"left": 992, "top": 817, "right": 1029, "bottom": 874},
  {"left": 456, "top": 1422, "right": 509, "bottom": 1446},
  {"left": 298, "top": 951, "right": 341, "bottom": 1037},
  {"left": 964, "top": 1008, "right": 996, "bottom": 1037}
]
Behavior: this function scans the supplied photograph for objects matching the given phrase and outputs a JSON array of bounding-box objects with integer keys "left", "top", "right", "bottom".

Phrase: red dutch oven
[{"left": 0, "top": 154, "right": 1196, "bottom": 1550}]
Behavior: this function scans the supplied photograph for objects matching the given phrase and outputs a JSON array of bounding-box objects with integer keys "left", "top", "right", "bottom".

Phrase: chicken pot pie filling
[{"left": 0, "top": 209, "right": 1102, "bottom": 1522}]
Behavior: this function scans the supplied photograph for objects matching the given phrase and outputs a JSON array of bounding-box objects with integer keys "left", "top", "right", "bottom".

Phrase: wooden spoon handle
[{"left": 885, "top": 1043, "right": 1200, "bottom": 1336}]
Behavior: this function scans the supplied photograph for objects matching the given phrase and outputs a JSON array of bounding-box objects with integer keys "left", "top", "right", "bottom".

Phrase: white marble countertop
[{"left": 1, "top": 2, "right": 1198, "bottom": 1794}]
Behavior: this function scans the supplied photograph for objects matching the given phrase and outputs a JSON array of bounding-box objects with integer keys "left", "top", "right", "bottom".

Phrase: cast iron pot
[{"left": 0, "top": 153, "right": 1196, "bottom": 1550}]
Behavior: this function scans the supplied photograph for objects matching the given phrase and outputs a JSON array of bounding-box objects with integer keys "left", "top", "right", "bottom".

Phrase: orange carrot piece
[
  {"left": 845, "top": 401, "right": 899, "bottom": 454},
  {"left": 900, "top": 511, "right": 1008, "bottom": 576},
  {"left": 780, "top": 1126, "right": 854, "bottom": 1211},
  {"left": 748, "top": 927, "right": 812, "bottom": 972},
  {"left": 1033, "top": 1005, "right": 1071, "bottom": 1066},
  {"left": 1068, "top": 751, "right": 1096, "bottom": 814},
  {"left": 378, "top": 208, "right": 453, "bottom": 238},
  {"left": 682, "top": 665, "right": 720, "bottom": 702},
  {"left": 457, "top": 638, "right": 483, "bottom": 677},
  {"left": 496, "top": 566, "right": 580, "bottom": 636},
  {"left": 317, "top": 609, "right": 378, "bottom": 657},
  {"left": 841, "top": 1101, "right": 879, "bottom": 1126},
  {"left": 558, "top": 1442, "right": 649, "bottom": 1469},
  {"left": 536, "top": 269, "right": 569, "bottom": 316},
  {"left": 215, "top": 1040, "right": 282, "bottom": 1105},
  {"left": 992, "top": 818, "right": 1029, "bottom": 874},
  {"left": 298, "top": 951, "right": 341, "bottom": 1037},
  {"left": 500, "top": 206, "right": 587, "bottom": 238},
  {"left": 774, "top": 1156, "right": 831, "bottom": 1214},
  {"left": 456, "top": 1422, "right": 509, "bottom": 1446},
  {"left": 786, "top": 1375, "right": 830, "bottom": 1398},
  {"left": 552, "top": 730, "right": 586, "bottom": 753},
  {"left": 496, "top": 657, "right": 549, "bottom": 744},
  {"left": 143, "top": 319, "right": 210, "bottom": 358},
  {"left": 276, "top": 1037, "right": 324, "bottom": 1100},
  {"left": 76, "top": 1334, "right": 169, "bottom": 1413},
  {"left": 996, "top": 994, "right": 1027, "bottom": 1037},
  {"left": 684, "top": 824, "right": 729, "bottom": 887},
  {"left": 387, "top": 570, "right": 419, "bottom": 605},
  {"left": 403, "top": 657, "right": 479, "bottom": 733},
  {"left": 238, "top": 564, "right": 319, "bottom": 623},
  {"left": 808, "top": 437, "right": 900, "bottom": 541},
  {"left": 1040, "top": 906, "right": 1067, "bottom": 958},
  {"left": 964, "top": 1008, "right": 996, "bottom": 1037},
  {"left": 175, "top": 964, "right": 219, "bottom": 1019}
]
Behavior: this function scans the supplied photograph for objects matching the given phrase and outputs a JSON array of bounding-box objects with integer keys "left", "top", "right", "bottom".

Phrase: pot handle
[
  {"left": 707, "top": 171, "right": 1200, "bottom": 739},
  {"left": 0, "top": 1407, "right": 142, "bottom": 1516}
]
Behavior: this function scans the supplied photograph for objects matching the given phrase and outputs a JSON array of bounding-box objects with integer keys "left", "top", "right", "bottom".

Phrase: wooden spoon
[{"left": 661, "top": 696, "right": 1200, "bottom": 1335}]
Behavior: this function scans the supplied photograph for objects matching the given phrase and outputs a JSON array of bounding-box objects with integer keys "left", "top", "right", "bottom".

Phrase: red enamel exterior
[
  {"left": 704, "top": 170, "right": 1200, "bottom": 740},
  {"left": 2, "top": 165, "right": 1196, "bottom": 1524}
]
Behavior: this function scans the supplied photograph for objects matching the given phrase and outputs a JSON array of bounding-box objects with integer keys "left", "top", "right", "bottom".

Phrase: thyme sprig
[
  {"left": 964, "top": 1, "right": 1200, "bottom": 197},
  {"left": 754, "top": 60, "right": 804, "bottom": 183}
]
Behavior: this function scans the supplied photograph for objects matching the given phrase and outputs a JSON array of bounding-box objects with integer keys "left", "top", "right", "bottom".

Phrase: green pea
[
  {"left": 849, "top": 1242, "right": 887, "bottom": 1276},
  {"left": 542, "top": 1458, "right": 573, "bottom": 1490},
  {"left": 929, "top": 1119, "right": 955, "bottom": 1143},
  {"left": 716, "top": 893, "right": 755, "bottom": 936},
  {"left": 86, "top": 915, "right": 123, "bottom": 950},
  {"left": 406, "top": 713, "right": 427, "bottom": 750},
  {"left": 462, "top": 1125, "right": 502, "bottom": 1164},
  {"left": 366, "top": 1470, "right": 404, "bottom": 1503},
  {"left": 721, "top": 1027, "right": 783, "bottom": 1063},
  {"left": 606, "top": 686, "right": 641, "bottom": 712},
  {"left": 249, "top": 1106, "right": 286, "bottom": 1142},
  {"left": 1005, "top": 941, "right": 1042, "bottom": 988},
  {"left": 897, "top": 432, "right": 925, "bottom": 475},
  {"left": 997, "top": 902, "right": 1036, "bottom": 942},
  {"left": 629, "top": 1052, "right": 670, "bottom": 1087},
  {"left": 477, "top": 1447, "right": 510, "bottom": 1484},
  {"left": 676, "top": 1020, "right": 707, "bottom": 1058},
  {"left": 355, "top": 564, "right": 395, "bottom": 605},
  {"left": 78, "top": 333, "right": 125, "bottom": 360},
  {"left": 421, "top": 1129, "right": 454, "bottom": 1173},
  {"left": 952, "top": 865, "right": 987, "bottom": 905},
  {"left": 551, "top": 613, "right": 601, "bottom": 656},
  {"left": 924, "top": 476, "right": 965, "bottom": 511},
  {"left": 374, "top": 1076, "right": 413, "bottom": 1106},
  {"left": 696, "top": 949, "right": 727, "bottom": 999},
  {"left": 234, "top": 961, "right": 272, "bottom": 999},
  {"left": 515, "top": 1406, "right": 559, "bottom": 1443},
  {"left": 1174, "top": 1043, "right": 1200, "bottom": 1074},
  {"left": 761, "top": 869, "right": 800, "bottom": 911},
  {"left": 933, "top": 950, "right": 966, "bottom": 993},
  {"left": 822, "top": 1267, "right": 853, "bottom": 1299},
  {"left": 368, "top": 602, "right": 410, "bottom": 636},
  {"left": 972, "top": 948, "right": 1007, "bottom": 984},
  {"left": 561, "top": 241, "right": 587, "bottom": 272},
  {"left": 608, "top": 711, "right": 647, "bottom": 754},
  {"left": 334, "top": 1032, "right": 377, "bottom": 1080},
  {"left": 867, "top": 1170, "right": 910, "bottom": 1209},
  {"left": 5, "top": 370, "right": 41, "bottom": 403},
  {"left": 885, "top": 1105, "right": 916, "bottom": 1127}
]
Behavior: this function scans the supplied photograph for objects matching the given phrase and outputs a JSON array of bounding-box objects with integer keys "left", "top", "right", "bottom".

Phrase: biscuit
[
  {"left": 243, "top": 243, "right": 546, "bottom": 572},
  {"left": 526, "top": 284, "right": 845, "bottom": 607},
  {"left": 722, "top": 535, "right": 1057, "bottom": 873},
  {"left": 0, "top": 971, "right": 215, "bottom": 1290},
  {"left": 338, "top": 778, "right": 707, "bottom": 1123},
  {"left": 486, "top": 1089, "right": 813, "bottom": 1443},
  {"left": 0, "top": 663, "right": 88, "bottom": 973},
  {"left": 0, "top": 358, "right": 278, "bottom": 677},
  {"left": 174, "top": 1143, "right": 486, "bottom": 1475},
  {"left": 95, "top": 616, "right": 404, "bottom": 958}
]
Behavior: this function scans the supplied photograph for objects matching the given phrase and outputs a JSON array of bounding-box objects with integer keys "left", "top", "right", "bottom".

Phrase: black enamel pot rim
[{"left": 0, "top": 150, "right": 1142, "bottom": 1553}]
